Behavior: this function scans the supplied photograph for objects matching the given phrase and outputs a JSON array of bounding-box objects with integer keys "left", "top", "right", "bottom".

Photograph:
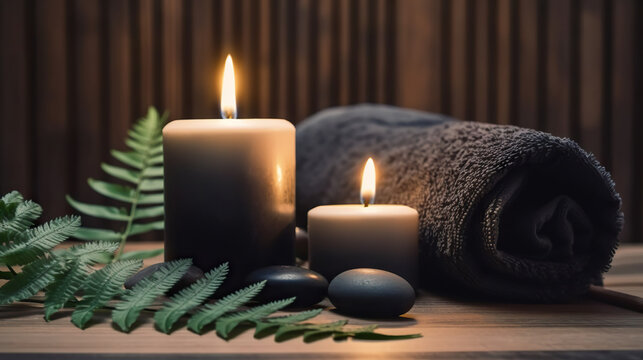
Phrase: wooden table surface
[{"left": 1, "top": 242, "right": 642, "bottom": 359}]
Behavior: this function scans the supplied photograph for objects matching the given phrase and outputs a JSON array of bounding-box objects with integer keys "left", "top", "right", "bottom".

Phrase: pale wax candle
[
  {"left": 163, "top": 56, "right": 295, "bottom": 292},
  {"left": 307, "top": 158, "right": 419, "bottom": 287}
]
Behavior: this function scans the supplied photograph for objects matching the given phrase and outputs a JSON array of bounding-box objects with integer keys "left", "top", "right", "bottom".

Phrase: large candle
[
  {"left": 307, "top": 158, "right": 419, "bottom": 287},
  {"left": 163, "top": 55, "right": 295, "bottom": 292}
]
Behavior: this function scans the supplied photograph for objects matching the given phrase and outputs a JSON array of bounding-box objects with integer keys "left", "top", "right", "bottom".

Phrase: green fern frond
[
  {"left": 44, "top": 260, "right": 89, "bottom": 321},
  {"left": 0, "top": 199, "right": 42, "bottom": 235},
  {"left": 216, "top": 297, "right": 296, "bottom": 339},
  {"left": 154, "top": 263, "right": 229, "bottom": 334},
  {"left": 44, "top": 242, "right": 120, "bottom": 320},
  {"left": 113, "top": 259, "right": 191, "bottom": 332},
  {"left": 118, "top": 248, "right": 164, "bottom": 261},
  {"left": 187, "top": 281, "right": 266, "bottom": 334},
  {"left": 71, "top": 259, "right": 142, "bottom": 329},
  {"left": 66, "top": 107, "right": 167, "bottom": 261},
  {"left": 0, "top": 216, "right": 80, "bottom": 266},
  {"left": 254, "top": 308, "right": 323, "bottom": 337},
  {"left": 274, "top": 320, "right": 347, "bottom": 343},
  {"left": 0, "top": 191, "right": 23, "bottom": 205},
  {"left": 332, "top": 325, "right": 422, "bottom": 341},
  {"left": 0, "top": 258, "right": 63, "bottom": 305}
]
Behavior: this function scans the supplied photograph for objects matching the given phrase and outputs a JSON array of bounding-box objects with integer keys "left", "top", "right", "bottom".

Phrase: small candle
[
  {"left": 307, "top": 158, "right": 419, "bottom": 287},
  {"left": 163, "top": 55, "right": 295, "bottom": 291}
]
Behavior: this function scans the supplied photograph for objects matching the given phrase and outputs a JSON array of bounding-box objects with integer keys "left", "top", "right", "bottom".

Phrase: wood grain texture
[
  {"left": 0, "top": 0, "right": 640, "bottom": 242},
  {"left": 0, "top": 242, "right": 641, "bottom": 358}
]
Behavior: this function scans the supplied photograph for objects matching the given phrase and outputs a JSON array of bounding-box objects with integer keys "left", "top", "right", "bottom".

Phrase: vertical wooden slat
[
  {"left": 634, "top": 1, "right": 643, "bottom": 244},
  {"left": 138, "top": 0, "right": 155, "bottom": 114},
  {"left": 191, "top": 0, "right": 214, "bottom": 118},
  {"left": 161, "top": 0, "right": 183, "bottom": 120},
  {"left": 517, "top": 0, "right": 539, "bottom": 130},
  {"left": 0, "top": 0, "right": 31, "bottom": 196},
  {"left": 496, "top": 0, "right": 516, "bottom": 125},
  {"left": 546, "top": 0, "right": 573, "bottom": 138},
  {"left": 276, "top": 0, "right": 294, "bottom": 119},
  {"left": 579, "top": 0, "right": 605, "bottom": 162},
  {"left": 374, "top": 0, "right": 390, "bottom": 104},
  {"left": 257, "top": 0, "right": 273, "bottom": 117},
  {"left": 239, "top": 0, "right": 258, "bottom": 118},
  {"left": 34, "top": 0, "right": 69, "bottom": 217},
  {"left": 295, "top": 0, "right": 312, "bottom": 123},
  {"left": 396, "top": 0, "right": 443, "bottom": 112},
  {"left": 611, "top": 0, "right": 635, "bottom": 243},
  {"left": 337, "top": 0, "right": 351, "bottom": 105},
  {"left": 355, "top": 0, "right": 370, "bottom": 103},
  {"left": 316, "top": 0, "right": 333, "bottom": 111},
  {"left": 450, "top": 0, "right": 470, "bottom": 120},
  {"left": 107, "top": 0, "right": 132, "bottom": 151},
  {"left": 474, "top": 0, "right": 491, "bottom": 123},
  {"left": 72, "top": 0, "right": 104, "bottom": 209}
]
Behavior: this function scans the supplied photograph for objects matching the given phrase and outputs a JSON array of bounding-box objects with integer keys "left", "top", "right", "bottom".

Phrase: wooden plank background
[{"left": 0, "top": 0, "right": 641, "bottom": 242}]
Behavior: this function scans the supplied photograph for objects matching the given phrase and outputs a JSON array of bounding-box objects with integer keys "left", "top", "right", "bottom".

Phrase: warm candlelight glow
[
  {"left": 360, "top": 157, "right": 376, "bottom": 207},
  {"left": 221, "top": 54, "right": 237, "bottom": 119}
]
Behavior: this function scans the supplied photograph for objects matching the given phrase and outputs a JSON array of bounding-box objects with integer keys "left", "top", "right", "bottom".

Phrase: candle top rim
[
  {"left": 163, "top": 119, "right": 294, "bottom": 133},
  {"left": 308, "top": 204, "right": 418, "bottom": 217}
]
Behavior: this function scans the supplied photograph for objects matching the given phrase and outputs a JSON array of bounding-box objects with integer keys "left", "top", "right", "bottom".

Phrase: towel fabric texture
[{"left": 296, "top": 104, "right": 623, "bottom": 302}]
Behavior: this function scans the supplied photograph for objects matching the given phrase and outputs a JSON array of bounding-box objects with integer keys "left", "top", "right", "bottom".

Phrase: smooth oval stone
[
  {"left": 295, "top": 227, "right": 309, "bottom": 260},
  {"left": 245, "top": 265, "right": 328, "bottom": 308},
  {"left": 328, "top": 268, "right": 415, "bottom": 318},
  {"left": 124, "top": 262, "right": 204, "bottom": 295}
]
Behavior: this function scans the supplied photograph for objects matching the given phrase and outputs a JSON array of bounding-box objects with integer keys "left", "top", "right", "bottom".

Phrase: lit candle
[
  {"left": 307, "top": 158, "right": 419, "bottom": 287},
  {"left": 163, "top": 55, "right": 295, "bottom": 292}
]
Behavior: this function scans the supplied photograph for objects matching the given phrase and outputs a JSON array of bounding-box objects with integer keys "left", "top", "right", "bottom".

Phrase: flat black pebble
[
  {"left": 328, "top": 268, "right": 415, "bottom": 318},
  {"left": 245, "top": 265, "right": 328, "bottom": 308},
  {"left": 124, "top": 262, "right": 204, "bottom": 295}
]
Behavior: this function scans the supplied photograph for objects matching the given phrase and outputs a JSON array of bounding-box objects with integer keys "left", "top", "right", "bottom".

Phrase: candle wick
[{"left": 221, "top": 109, "right": 237, "bottom": 120}]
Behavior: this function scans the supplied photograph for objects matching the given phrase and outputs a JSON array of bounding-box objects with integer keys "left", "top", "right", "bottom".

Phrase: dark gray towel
[{"left": 296, "top": 104, "right": 623, "bottom": 302}]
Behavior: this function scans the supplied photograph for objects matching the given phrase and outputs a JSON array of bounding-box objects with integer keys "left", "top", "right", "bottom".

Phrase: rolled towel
[{"left": 296, "top": 104, "right": 623, "bottom": 302}]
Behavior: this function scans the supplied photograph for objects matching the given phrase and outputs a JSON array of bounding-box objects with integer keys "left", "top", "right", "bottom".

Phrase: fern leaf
[
  {"left": 68, "top": 107, "right": 166, "bottom": 255},
  {"left": 118, "top": 248, "right": 164, "bottom": 261},
  {"left": 66, "top": 195, "right": 129, "bottom": 221},
  {"left": 0, "top": 200, "right": 42, "bottom": 234},
  {"left": 71, "top": 260, "right": 142, "bottom": 329},
  {"left": 101, "top": 163, "right": 139, "bottom": 184},
  {"left": 0, "top": 216, "right": 80, "bottom": 266},
  {"left": 1, "top": 191, "right": 23, "bottom": 205},
  {"left": 64, "top": 241, "right": 120, "bottom": 260},
  {"left": 88, "top": 179, "right": 135, "bottom": 203},
  {"left": 254, "top": 309, "right": 323, "bottom": 337},
  {"left": 0, "top": 258, "right": 63, "bottom": 305},
  {"left": 112, "top": 259, "right": 191, "bottom": 332},
  {"left": 274, "top": 320, "right": 347, "bottom": 343},
  {"left": 137, "top": 193, "right": 164, "bottom": 205},
  {"left": 142, "top": 166, "right": 163, "bottom": 177},
  {"left": 45, "top": 241, "right": 121, "bottom": 319},
  {"left": 216, "top": 297, "right": 296, "bottom": 339},
  {"left": 44, "top": 260, "right": 89, "bottom": 321},
  {"left": 133, "top": 205, "right": 164, "bottom": 219},
  {"left": 129, "top": 221, "right": 164, "bottom": 236},
  {"left": 332, "top": 325, "right": 422, "bottom": 341},
  {"left": 140, "top": 179, "right": 163, "bottom": 192},
  {"left": 187, "top": 281, "right": 266, "bottom": 334},
  {"left": 154, "top": 263, "right": 229, "bottom": 334},
  {"left": 111, "top": 150, "right": 144, "bottom": 169},
  {"left": 72, "top": 227, "right": 121, "bottom": 241}
]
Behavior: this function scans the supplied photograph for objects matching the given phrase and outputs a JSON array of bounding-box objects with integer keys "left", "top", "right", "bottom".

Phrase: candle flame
[
  {"left": 220, "top": 54, "right": 237, "bottom": 119},
  {"left": 360, "top": 157, "right": 376, "bottom": 207}
]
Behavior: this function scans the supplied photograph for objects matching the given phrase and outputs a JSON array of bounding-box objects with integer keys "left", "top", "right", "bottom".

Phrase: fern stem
[
  {"left": 112, "top": 131, "right": 159, "bottom": 262},
  {"left": 20, "top": 297, "right": 157, "bottom": 313},
  {"left": 7, "top": 265, "right": 17, "bottom": 276}
]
